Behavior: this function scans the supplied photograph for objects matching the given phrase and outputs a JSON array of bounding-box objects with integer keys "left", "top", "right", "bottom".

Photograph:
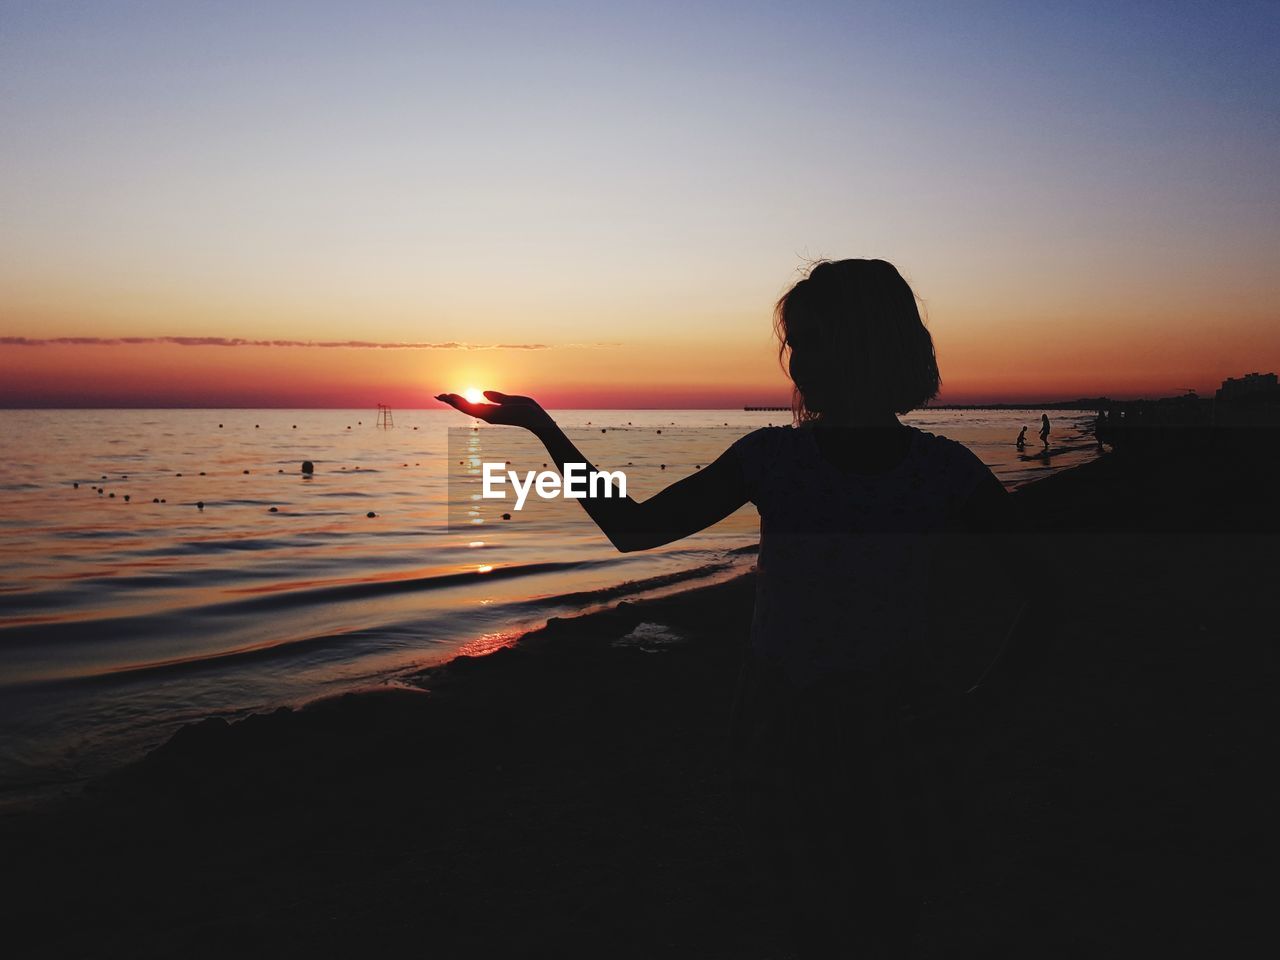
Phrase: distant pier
[{"left": 744, "top": 405, "right": 790, "bottom": 411}]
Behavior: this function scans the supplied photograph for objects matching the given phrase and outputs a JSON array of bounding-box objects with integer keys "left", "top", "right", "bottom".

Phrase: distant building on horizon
[{"left": 1216, "top": 372, "right": 1279, "bottom": 402}]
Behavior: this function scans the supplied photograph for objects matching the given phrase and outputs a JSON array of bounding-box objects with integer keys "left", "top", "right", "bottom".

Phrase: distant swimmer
[
  {"left": 1016, "top": 426, "right": 1027, "bottom": 450},
  {"left": 1039, "top": 413, "right": 1051, "bottom": 449}
]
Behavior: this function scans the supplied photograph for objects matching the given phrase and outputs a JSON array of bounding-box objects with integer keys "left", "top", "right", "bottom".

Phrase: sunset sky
[{"left": 2, "top": 1, "right": 1277, "bottom": 407}]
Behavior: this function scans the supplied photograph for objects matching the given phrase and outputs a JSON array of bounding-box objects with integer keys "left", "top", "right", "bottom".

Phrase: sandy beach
[{"left": 3, "top": 442, "right": 1275, "bottom": 958}]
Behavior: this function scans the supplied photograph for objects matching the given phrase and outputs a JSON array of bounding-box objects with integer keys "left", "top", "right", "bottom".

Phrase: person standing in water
[
  {"left": 437, "top": 258, "right": 1030, "bottom": 959},
  {"left": 1016, "top": 425, "right": 1028, "bottom": 450},
  {"left": 1039, "top": 413, "right": 1051, "bottom": 449}
]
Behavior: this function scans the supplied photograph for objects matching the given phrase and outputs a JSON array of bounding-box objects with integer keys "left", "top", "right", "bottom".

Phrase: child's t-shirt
[{"left": 730, "top": 424, "right": 996, "bottom": 687}]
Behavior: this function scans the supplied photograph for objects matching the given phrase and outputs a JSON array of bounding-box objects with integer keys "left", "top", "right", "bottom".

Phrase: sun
[{"left": 463, "top": 387, "right": 486, "bottom": 405}]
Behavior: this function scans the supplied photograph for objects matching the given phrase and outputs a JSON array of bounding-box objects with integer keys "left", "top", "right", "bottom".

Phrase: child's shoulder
[
  {"left": 912, "top": 425, "right": 975, "bottom": 456},
  {"left": 910, "top": 428, "right": 995, "bottom": 489},
  {"left": 729, "top": 425, "right": 801, "bottom": 493},
  {"left": 731, "top": 423, "right": 797, "bottom": 453}
]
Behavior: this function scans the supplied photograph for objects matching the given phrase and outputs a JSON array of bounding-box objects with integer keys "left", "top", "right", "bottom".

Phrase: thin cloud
[{"left": 0, "top": 336, "right": 616, "bottom": 350}]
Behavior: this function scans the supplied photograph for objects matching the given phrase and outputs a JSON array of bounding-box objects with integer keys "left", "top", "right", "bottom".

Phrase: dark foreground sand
[{"left": 3, "top": 443, "right": 1275, "bottom": 958}]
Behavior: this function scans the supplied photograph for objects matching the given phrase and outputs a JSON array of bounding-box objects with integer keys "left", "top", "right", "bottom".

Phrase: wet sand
[{"left": 3, "top": 442, "right": 1275, "bottom": 958}]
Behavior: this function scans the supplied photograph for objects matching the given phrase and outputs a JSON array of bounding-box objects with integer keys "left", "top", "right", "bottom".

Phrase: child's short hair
[{"left": 774, "top": 259, "right": 940, "bottom": 420}]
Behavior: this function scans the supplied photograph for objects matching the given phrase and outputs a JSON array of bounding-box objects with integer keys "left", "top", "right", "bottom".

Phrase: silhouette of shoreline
[
  {"left": 746, "top": 399, "right": 1112, "bottom": 412},
  {"left": 2, "top": 443, "right": 1274, "bottom": 956}
]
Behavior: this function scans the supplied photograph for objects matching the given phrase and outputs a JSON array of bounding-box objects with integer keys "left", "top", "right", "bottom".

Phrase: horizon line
[{"left": 0, "top": 397, "right": 1151, "bottom": 412}]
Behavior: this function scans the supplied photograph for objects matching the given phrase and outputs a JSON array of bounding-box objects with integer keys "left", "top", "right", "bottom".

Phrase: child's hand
[{"left": 435, "top": 391, "right": 552, "bottom": 432}]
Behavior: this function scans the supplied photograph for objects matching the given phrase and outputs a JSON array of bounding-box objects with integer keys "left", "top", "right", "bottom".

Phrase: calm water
[{"left": 0, "top": 407, "right": 1099, "bottom": 802}]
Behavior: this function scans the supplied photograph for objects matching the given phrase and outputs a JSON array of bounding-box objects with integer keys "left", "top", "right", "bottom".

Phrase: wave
[
  {"left": 56, "top": 529, "right": 145, "bottom": 540},
  {"left": 204, "top": 558, "right": 624, "bottom": 614},
  {"left": 510, "top": 560, "right": 740, "bottom": 610},
  {"left": 0, "top": 555, "right": 750, "bottom": 689},
  {"left": 0, "top": 557, "right": 622, "bottom": 651},
  {"left": 132, "top": 537, "right": 317, "bottom": 555}
]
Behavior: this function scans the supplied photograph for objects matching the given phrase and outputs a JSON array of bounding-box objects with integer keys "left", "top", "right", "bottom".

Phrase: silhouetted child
[
  {"left": 1016, "top": 425, "right": 1027, "bottom": 449},
  {"left": 439, "top": 258, "right": 1023, "bottom": 959}
]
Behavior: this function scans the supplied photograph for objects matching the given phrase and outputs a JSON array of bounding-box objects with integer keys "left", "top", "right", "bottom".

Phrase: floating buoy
[
  {"left": 242, "top": 469, "right": 249, "bottom": 474},
  {"left": 199, "top": 472, "right": 206, "bottom": 476},
  {"left": 366, "top": 511, "right": 376, "bottom": 518},
  {"left": 176, "top": 473, "right": 182, "bottom": 477}
]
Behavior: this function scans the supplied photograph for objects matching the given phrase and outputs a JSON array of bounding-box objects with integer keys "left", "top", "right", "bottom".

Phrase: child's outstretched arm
[{"left": 437, "top": 391, "right": 748, "bottom": 552}]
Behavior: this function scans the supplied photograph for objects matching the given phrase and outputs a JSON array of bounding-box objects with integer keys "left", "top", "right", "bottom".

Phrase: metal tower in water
[{"left": 376, "top": 403, "right": 394, "bottom": 429}]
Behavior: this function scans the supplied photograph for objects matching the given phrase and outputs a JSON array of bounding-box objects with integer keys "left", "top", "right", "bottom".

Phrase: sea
[{"left": 0, "top": 407, "right": 1099, "bottom": 804}]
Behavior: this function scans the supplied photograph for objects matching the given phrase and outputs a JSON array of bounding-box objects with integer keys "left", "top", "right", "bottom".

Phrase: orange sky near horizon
[{"left": 2, "top": 305, "right": 1273, "bottom": 408}]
